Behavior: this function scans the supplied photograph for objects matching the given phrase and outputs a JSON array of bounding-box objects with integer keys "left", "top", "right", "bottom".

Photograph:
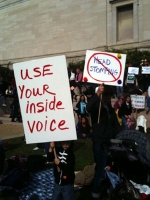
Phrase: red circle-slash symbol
[{"left": 87, "top": 52, "right": 122, "bottom": 83}]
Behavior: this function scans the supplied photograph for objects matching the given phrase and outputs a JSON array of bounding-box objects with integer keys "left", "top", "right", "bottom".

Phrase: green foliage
[
  {"left": 68, "top": 48, "right": 150, "bottom": 69},
  {"left": 68, "top": 60, "right": 85, "bottom": 72},
  {"left": 105, "top": 47, "right": 150, "bottom": 67},
  {"left": 0, "top": 65, "right": 14, "bottom": 90}
]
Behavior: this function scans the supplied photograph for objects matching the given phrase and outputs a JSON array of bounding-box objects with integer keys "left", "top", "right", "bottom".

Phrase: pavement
[
  {"left": 0, "top": 98, "right": 150, "bottom": 140},
  {"left": 0, "top": 114, "right": 24, "bottom": 140}
]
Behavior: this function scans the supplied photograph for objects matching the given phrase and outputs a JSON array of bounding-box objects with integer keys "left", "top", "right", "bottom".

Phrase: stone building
[{"left": 0, "top": 0, "right": 150, "bottom": 67}]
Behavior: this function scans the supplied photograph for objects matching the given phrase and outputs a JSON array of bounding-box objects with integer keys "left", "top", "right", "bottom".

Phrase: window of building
[{"left": 117, "top": 4, "right": 133, "bottom": 41}]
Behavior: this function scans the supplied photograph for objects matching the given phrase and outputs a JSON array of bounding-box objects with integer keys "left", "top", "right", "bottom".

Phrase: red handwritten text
[
  {"left": 26, "top": 97, "right": 64, "bottom": 113},
  {"left": 20, "top": 64, "right": 53, "bottom": 80},
  {"left": 27, "top": 117, "right": 69, "bottom": 133},
  {"left": 18, "top": 84, "right": 55, "bottom": 99}
]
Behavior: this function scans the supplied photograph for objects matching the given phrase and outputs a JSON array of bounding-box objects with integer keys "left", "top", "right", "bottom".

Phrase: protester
[
  {"left": 47, "top": 141, "right": 75, "bottom": 200},
  {"left": 5, "top": 85, "right": 13, "bottom": 97},
  {"left": 10, "top": 94, "right": 22, "bottom": 122},
  {"left": 116, "top": 86, "right": 123, "bottom": 96},
  {"left": 84, "top": 83, "right": 95, "bottom": 102},
  {"left": 86, "top": 84, "right": 121, "bottom": 199},
  {"left": 68, "top": 68, "right": 76, "bottom": 102},
  {"left": 125, "top": 63, "right": 138, "bottom": 93},
  {"left": 113, "top": 94, "right": 124, "bottom": 126},
  {"left": 76, "top": 116, "right": 92, "bottom": 139},
  {"left": 0, "top": 87, "right": 6, "bottom": 106},
  {"left": 72, "top": 84, "right": 81, "bottom": 102},
  {"left": 118, "top": 94, "right": 133, "bottom": 130},
  {"left": 130, "top": 85, "right": 143, "bottom": 95},
  {"left": 68, "top": 68, "right": 76, "bottom": 86},
  {"left": 75, "top": 68, "right": 83, "bottom": 92},
  {"left": 113, "top": 94, "right": 124, "bottom": 111},
  {"left": 146, "top": 82, "right": 150, "bottom": 114},
  {"left": 11, "top": 76, "right": 17, "bottom": 96},
  {"left": 74, "top": 94, "right": 88, "bottom": 120},
  {"left": 141, "top": 59, "right": 150, "bottom": 92}
]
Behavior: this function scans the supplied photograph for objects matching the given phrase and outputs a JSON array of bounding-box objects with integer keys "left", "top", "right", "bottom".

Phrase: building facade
[{"left": 0, "top": 0, "right": 150, "bottom": 67}]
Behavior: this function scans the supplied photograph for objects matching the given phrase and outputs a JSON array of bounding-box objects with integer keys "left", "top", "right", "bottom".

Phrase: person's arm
[{"left": 47, "top": 142, "right": 55, "bottom": 162}]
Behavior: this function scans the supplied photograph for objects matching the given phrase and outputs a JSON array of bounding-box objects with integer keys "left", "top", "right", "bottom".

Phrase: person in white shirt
[{"left": 68, "top": 68, "right": 76, "bottom": 102}]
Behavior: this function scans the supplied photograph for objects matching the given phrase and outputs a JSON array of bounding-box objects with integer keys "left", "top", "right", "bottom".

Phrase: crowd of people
[
  {"left": 0, "top": 74, "right": 22, "bottom": 123},
  {"left": 67, "top": 66, "right": 149, "bottom": 199},
  {"left": 68, "top": 66, "right": 144, "bottom": 137},
  {"left": 0, "top": 65, "right": 149, "bottom": 200}
]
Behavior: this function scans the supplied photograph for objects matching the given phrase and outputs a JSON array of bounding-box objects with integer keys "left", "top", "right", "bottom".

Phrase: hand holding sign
[
  {"left": 96, "top": 84, "right": 104, "bottom": 97},
  {"left": 49, "top": 142, "right": 60, "bottom": 172}
]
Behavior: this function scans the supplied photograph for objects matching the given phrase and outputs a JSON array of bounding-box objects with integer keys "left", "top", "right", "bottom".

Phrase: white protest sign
[
  {"left": 141, "top": 66, "right": 150, "bottom": 74},
  {"left": 130, "top": 95, "right": 145, "bottom": 109},
  {"left": 13, "top": 56, "right": 77, "bottom": 144},
  {"left": 128, "top": 67, "right": 139, "bottom": 75},
  {"left": 127, "top": 74, "right": 135, "bottom": 84},
  {"left": 83, "top": 50, "right": 126, "bottom": 86}
]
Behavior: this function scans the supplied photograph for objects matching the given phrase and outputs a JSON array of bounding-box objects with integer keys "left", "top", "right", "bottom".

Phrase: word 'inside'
[{"left": 26, "top": 96, "right": 64, "bottom": 113}]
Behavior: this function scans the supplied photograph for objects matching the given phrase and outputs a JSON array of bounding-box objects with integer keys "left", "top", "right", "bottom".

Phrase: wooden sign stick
[
  {"left": 98, "top": 94, "right": 102, "bottom": 124},
  {"left": 53, "top": 147, "right": 60, "bottom": 172}
]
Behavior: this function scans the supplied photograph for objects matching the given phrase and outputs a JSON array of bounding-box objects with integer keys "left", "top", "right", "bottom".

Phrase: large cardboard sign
[
  {"left": 13, "top": 56, "right": 77, "bottom": 144},
  {"left": 128, "top": 67, "right": 139, "bottom": 75},
  {"left": 131, "top": 95, "right": 145, "bottom": 109},
  {"left": 141, "top": 66, "right": 150, "bottom": 74},
  {"left": 83, "top": 50, "right": 126, "bottom": 86}
]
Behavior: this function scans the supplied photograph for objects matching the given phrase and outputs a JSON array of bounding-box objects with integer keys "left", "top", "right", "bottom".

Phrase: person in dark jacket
[
  {"left": 84, "top": 83, "right": 95, "bottom": 102},
  {"left": 118, "top": 94, "right": 133, "bottom": 130},
  {"left": 47, "top": 141, "right": 75, "bottom": 200},
  {"left": 10, "top": 94, "right": 22, "bottom": 122},
  {"left": 76, "top": 116, "right": 92, "bottom": 139},
  {"left": 86, "top": 84, "right": 121, "bottom": 199}
]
